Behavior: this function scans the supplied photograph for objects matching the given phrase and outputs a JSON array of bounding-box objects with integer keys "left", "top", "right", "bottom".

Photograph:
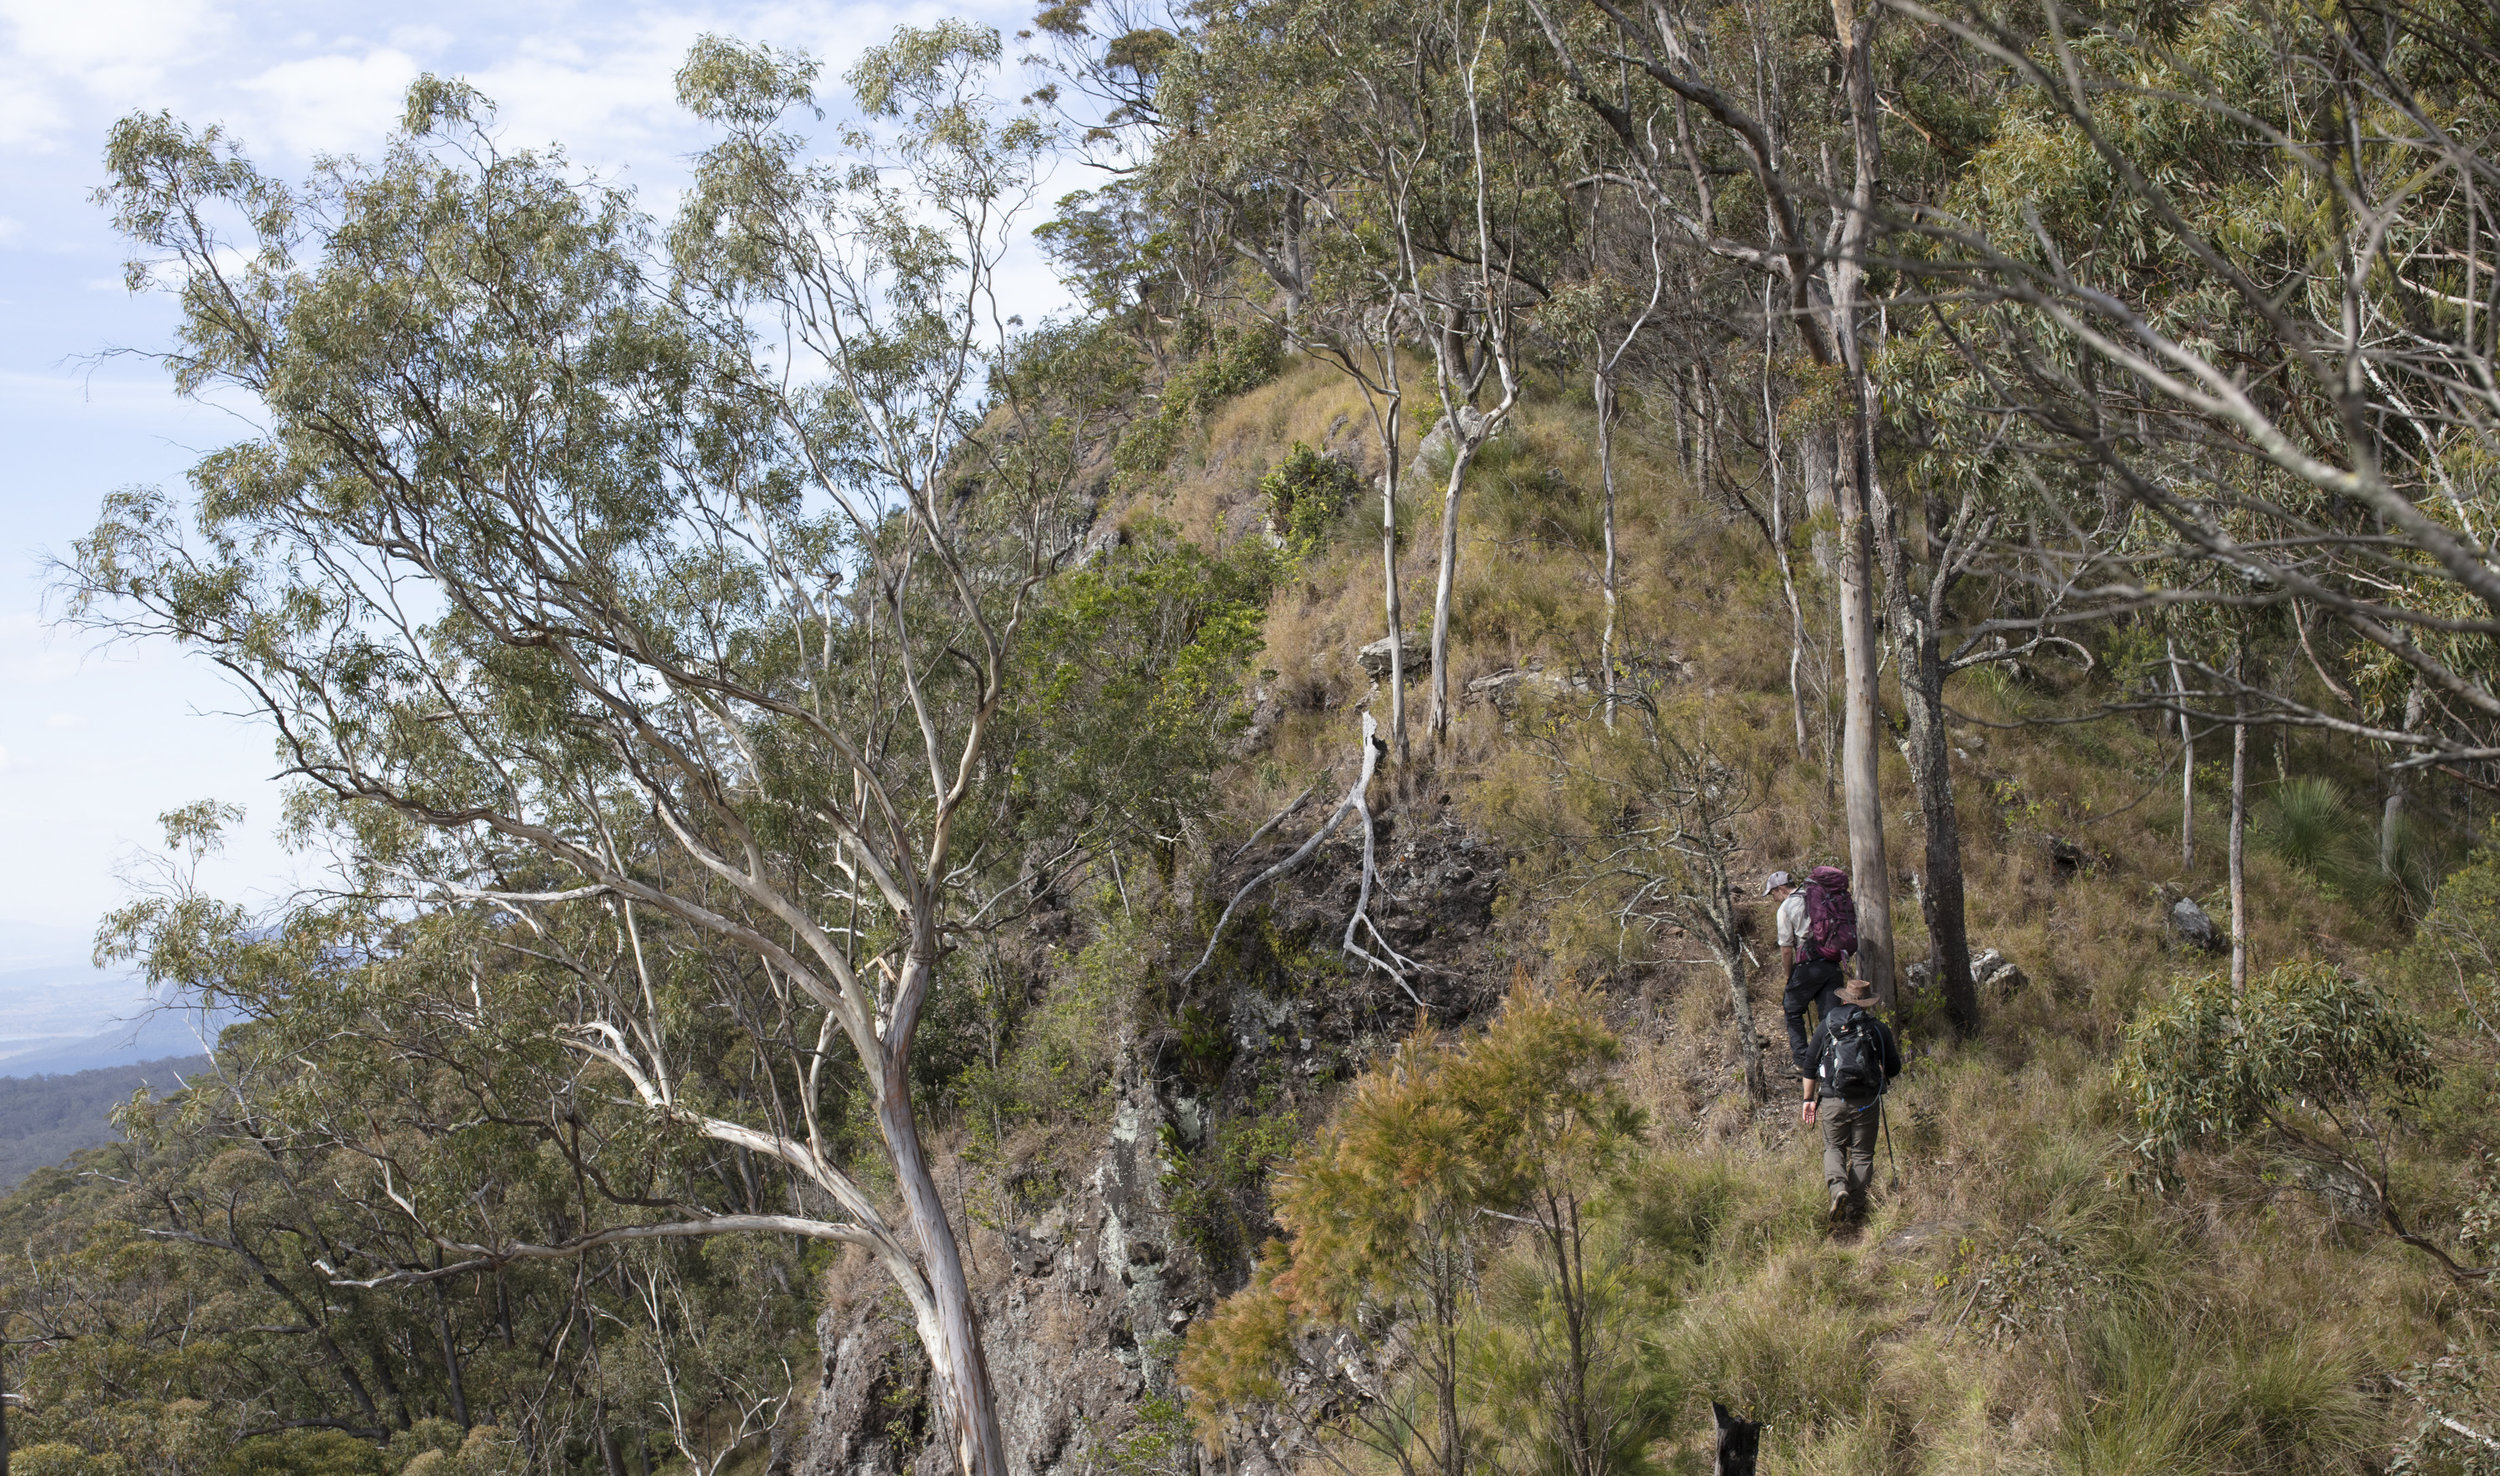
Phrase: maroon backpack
[{"left": 1801, "top": 866, "right": 1858, "bottom": 963}]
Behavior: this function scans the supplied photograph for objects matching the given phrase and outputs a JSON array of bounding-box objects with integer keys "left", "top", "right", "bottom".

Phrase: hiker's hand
[{"left": 1800, "top": 1098, "right": 1818, "bottom": 1125}]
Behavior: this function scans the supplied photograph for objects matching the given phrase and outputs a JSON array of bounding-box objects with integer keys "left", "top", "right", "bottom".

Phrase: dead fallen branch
[{"left": 1177, "top": 713, "right": 1425, "bottom": 1007}]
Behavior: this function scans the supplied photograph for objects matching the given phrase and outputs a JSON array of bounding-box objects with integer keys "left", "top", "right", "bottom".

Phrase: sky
[{"left": 0, "top": 0, "right": 1064, "bottom": 1001}]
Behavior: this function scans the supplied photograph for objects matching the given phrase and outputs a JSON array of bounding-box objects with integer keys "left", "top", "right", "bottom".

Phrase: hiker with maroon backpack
[{"left": 1763, "top": 866, "right": 1857, "bottom": 1080}]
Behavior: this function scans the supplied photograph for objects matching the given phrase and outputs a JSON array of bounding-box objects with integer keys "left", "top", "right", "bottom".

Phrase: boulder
[
  {"left": 2167, "top": 896, "right": 2226, "bottom": 953},
  {"left": 1407, "top": 404, "right": 1497, "bottom": 483},
  {"left": 1905, "top": 950, "right": 2024, "bottom": 999},
  {"left": 1969, "top": 947, "right": 2029, "bottom": 999},
  {"left": 1358, "top": 633, "right": 1429, "bottom": 680}
]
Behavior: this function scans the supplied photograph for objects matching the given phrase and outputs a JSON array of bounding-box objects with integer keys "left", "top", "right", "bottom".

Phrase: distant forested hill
[{"left": 0, "top": 1056, "right": 210, "bottom": 1188}]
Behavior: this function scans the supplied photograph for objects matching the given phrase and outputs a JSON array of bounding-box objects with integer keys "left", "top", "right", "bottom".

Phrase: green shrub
[
  {"left": 1257, "top": 442, "right": 1363, "bottom": 556},
  {"left": 1162, "top": 1093, "right": 1307, "bottom": 1275},
  {"left": 1115, "top": 322, "right": 1284, "bottom": 473},
  {"left": 1081, "top": 1388, "right": 1196, "bottom": 1476},
  {"left": 959, "top": 913, "right": 1141, "bottom": 1136},
  {"left": 14, "top": 1447, "right": 125, "bottom": 1476},
  {"left": 220, "top": 1429, "right": 388, "bottom": 1476},
  {"left": 2115, "top": 959, "right": 2434, "bottom": 1177}
]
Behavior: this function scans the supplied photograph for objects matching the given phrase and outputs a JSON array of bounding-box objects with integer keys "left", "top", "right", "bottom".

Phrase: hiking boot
[{"left": 1827, "top": 1187, "right": 1851, "bottom": 1228}]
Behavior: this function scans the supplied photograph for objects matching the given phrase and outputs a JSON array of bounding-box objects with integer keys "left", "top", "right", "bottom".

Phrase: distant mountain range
[
  {"left": 0, "top": 958, "right": 227, "bottom": 1076},
  {"left": 0, "top": 1054, "right": 214, "bottom": 1188}
]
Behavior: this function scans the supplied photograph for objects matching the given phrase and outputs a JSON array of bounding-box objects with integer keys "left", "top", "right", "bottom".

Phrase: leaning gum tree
[{"left": 70, "top": 27, "right": 1076, "bottom": 1476}]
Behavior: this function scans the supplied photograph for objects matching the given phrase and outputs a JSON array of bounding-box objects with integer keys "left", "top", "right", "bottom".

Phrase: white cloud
[
  {"left": 0, "top": 0, "right": 224, "bottom": 83},
  {"left": 238, "top": 46, "right": 422, "bottom": 156},
  {"left": 386, "top": 23, "right": 453, "bottom": 54},
  {"left": 0, "top": 0, "right": 229, "bottom": 147},
  {"left": 44, "top": 712, "right": 85, "bottom": 728}
]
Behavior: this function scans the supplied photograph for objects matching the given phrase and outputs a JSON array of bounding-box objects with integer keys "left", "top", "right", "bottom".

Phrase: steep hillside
[
  {"left": 781, "top": 353, "right": 2479, "bottom": 1476},
  {"left": 0, "top": 1056, "right": 211, "bottom": 1189}
]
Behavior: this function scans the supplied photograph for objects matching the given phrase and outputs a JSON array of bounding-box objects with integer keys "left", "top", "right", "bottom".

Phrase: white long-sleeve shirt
[{"left": 1776, "top": 892, "right": 1809, "bottom": 951}]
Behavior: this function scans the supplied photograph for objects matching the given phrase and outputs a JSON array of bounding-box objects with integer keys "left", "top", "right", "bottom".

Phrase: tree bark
[
  {"left": 1598, "top": 369, "right": 1620, "bottom": 730},
  {"left": 430, "top": 1278, "right": 472, "bottom": 1429},
  {"left": 1424, "top": 396, "right": 1517, "bottom": 752},
  {"left": 1871, "top": 497, "right": 1976, "bottom": 1033},
  {"left": 1719, "top": 909, "right": 1768, "bottom": 1103},
  {"left": 1382, "top": 402, "right": 1410, "bottom": 773},
  {"left": 880, "top": 966, "right": 1007, "bottom": 1476},
  {"left": 2382, "top": 678, "right": 2426, "bottom": 877},
  {"left": 1828, "top": 0, "right": 1894, "bottom": 1002},
  {"left": 1426, "top": 435, "right": 1472, "bottom": 752},
  {"left": 2229, "top": 651, "right": 2249, "bottom": 995},
  {"left": 599, "top": 1413, "right": 629, "bottom": 1476},
  {"left": 1421, "top": 58, "right": 1519, "bottom": 757},
  {"left": 1763, "top": 292, "right": 1809, "bottom": 758},
  {"left": 1834, "top": 481, "right": 1893, "bottom": 1002},
  {"left": 2169, "top": 640, "right": 2195, "bottom": 868}
]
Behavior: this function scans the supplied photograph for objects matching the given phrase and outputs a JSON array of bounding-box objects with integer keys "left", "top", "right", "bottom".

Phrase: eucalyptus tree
[
  {"left": 1146, "top": 0, "right": 1424, "bottom": 766},
  {"left": 1526, "top": 0, "right": 1905, "bottom": 1005},
  {"left": 82, "top": 802, "right": 823, "bottom": 1466},
  {"left": 1893, "top": 0, "right": 2500, "bottom": 801},
  {"left": 1149, "top": 0, "right": 1580, "bottom": 759},
  {"left": 1392, "top": 0, "right": 1548, "bottom": 754},
  {"left": 69, "top": 27, "right": 1090, "bottom": 1475},
  {"left": 1540, "top": 186, "right": 1666, "bottom": 730}
]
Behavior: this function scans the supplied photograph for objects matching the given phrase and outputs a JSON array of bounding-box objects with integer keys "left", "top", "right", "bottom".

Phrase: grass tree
[{"left": 70, "top": 28, "right": 1081, "bottom": 1476}]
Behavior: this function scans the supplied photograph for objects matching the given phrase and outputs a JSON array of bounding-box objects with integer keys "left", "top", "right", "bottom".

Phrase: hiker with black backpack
[
  {"left": 1801, "top": 976, "right": 1901, "bottom": 1226},
  {"left": 1763, "top": 867, "right": 1857, "bottom": 1080}
]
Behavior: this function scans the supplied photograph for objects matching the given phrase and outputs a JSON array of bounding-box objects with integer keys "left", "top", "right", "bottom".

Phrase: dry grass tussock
[{"left": 1577, "top": 1000, "right": 2444, "bottom": 1473}]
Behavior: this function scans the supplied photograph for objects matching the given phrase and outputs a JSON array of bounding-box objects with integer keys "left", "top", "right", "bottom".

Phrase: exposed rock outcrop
[
  {"left": 1464, "top": 664, "right": 1587, "bottom": 711},
  {"left": 793, "top": 1069, "right": 1199, "bottom": 1476},
  {"left": 1406, "top": 404, "right": 1495, "bottom": 484},
  {"left": 1357, "top": 633, "right": 1429, "bottom": 680},
  {"left": 794, "top": 814, "right": 1512, "bottom": 1476}
]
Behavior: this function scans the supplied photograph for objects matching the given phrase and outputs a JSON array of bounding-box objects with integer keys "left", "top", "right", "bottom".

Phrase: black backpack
[{"left": 1816, "top": 1006, "right": 1886, "bottom": 1102}]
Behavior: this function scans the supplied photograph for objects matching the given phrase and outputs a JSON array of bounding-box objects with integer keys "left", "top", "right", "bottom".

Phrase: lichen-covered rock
[
  {"left": 1969, "top": 947, "right": 2029, "bottom": 999},
  {"left": 793, "top": 1065, "right": 1201, "bottom": 1476},
  {"left": 1357, "top": 633, "right": 1428, "bottom": 680}
]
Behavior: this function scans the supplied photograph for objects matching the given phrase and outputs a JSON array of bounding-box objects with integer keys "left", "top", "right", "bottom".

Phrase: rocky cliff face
[
  {"left": 788, "top": 810, "right": 1511, "bottom": 1476},
  {"left": 790, "top": 1067, "right": 1200, "bottom": 1476}
]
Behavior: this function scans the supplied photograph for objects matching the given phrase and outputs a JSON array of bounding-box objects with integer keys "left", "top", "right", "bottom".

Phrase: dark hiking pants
[
  {"left": 1820, "top": 1093, "right": 1881, "bottom": 1207},
  {"left": 1784, "top": 959, "right": 1844, "bottom": 1075}
]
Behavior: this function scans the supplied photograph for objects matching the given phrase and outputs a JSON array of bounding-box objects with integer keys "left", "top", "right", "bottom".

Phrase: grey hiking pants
[{"left": 1820, "top": 1093, "right": 1881, "bottom": 1204}]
